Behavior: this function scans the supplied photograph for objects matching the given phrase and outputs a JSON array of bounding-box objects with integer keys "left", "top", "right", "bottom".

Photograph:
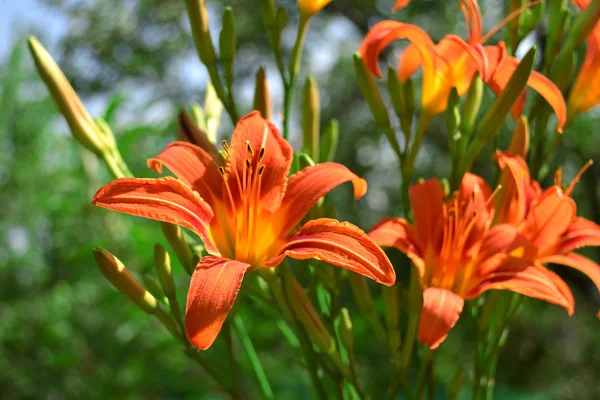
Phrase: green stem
[
  {"left": 101, "top": 150, "right": 127, "bottom": 179},
  {"left": 263, "top": 271, "right": 329, "bottom": 400},
  {"left": 233, "top": 315, "right": 274, "bottom": 400},
  {"left": 401, "top": 114, "right": 431, "bottom": 219},
  {"left": 183, "top": 348, "right": 239, "bottom": 398},
  {"left": 223, "top": 322, "right": 240, "bottom": 395},
  {"left": 415, "top": 347, "right": 433, "bottom": 399},
  {"left": 283, "top": 14, "right": 310, "bottom": 140},
  {"left": 167, "top": 294, "right": 185, "bottom": 333}
]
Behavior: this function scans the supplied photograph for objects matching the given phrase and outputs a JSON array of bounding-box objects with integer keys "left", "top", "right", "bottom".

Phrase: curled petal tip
[{"left": 353, "top": 178, "right": 368, "bottom": 199}]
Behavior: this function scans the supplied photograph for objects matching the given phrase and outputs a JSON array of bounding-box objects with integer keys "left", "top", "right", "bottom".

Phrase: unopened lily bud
[
  {"left": 28, "top": 36, "right": 106, "bottom": 155},
  {"left": 284, "top": 274, "right": 335, "bottom": 353},
  {"left": 143, "top": 274, "right": 168, "bottom": 304},
  {"left": 545, "top": 6, "right": 569, "bottom": 67},
  {"left": 508, "top": 116, "right": 530, "bottom": 158},
  {"left": 349, "top": 274, "right": 375, "bottom": 314},
  {"left": 185, "top": 0, "right": 217, "bottom": 66},
  {"left": 320, "top": 119, "right": 339, "bottom": 162},
  {"left": 219, "top": 8, "right": 236, "bottom": 63},
  {"left": 297, "top": 0, "right": 332, "bottom": 18},
  {"left": 349, "top": 274, "right": 388, "bottom": 344},
  {"left": 338, "top": 308, "right": 354, "bottom": 350},
  {"left": 253, "top": 67, "right": 272, "bottom": 120},
  {"left": 161, "top": 222, "right": 195, "bottom": 275},
  {"left": 154, "top": 243, "right": 176, "bottom": 298},
  {"left": 302, "top": 76, "right": 320, "bottom": 161},
  {"left": 520, "top": 2, "right": 545, "bottom": 38},
  {"left": 354, "top": 54, "right": 391, "bottom": 130},
  {"left": 204, "top": 84, "right": 223, "bottom": 144},
  {"left": 178, "top": 110, "right": 219, "bottom": 160},
  {"left": 476, "top": 47, "right": 535, "bottom": 144},
  {"left": 382, "top": 285, "right": 401, "bottom": 352},
  {"left": 446, "top": 88, "right": 461, "bottom": 137},
  {"left": 387, "top": 68, "right": 406, "bottom": 120},
  {"left": 276, "top": 7, "right": 289, "bottom": 30},
  {"left": 460, "top": 73, "right": 483, "bottom": 137},
  {"left": 93, "top": 248, "right": 158, "bottom": 314},
  {"left": 219, "top": 7, "right": 236, "bottom": 89}
]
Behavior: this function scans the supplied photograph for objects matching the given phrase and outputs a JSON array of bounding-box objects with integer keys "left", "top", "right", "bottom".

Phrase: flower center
[{"left": 214, "top": 140, "right": 275, "bottom": 266}]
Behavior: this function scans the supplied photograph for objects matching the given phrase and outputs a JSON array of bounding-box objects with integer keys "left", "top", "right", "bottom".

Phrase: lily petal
[
  {"left": 368, "top": 217, "right": 425, "bottom": 275},
  {"left": 469, "top": 257, "right": 575, "bottom": 315},
  {"left": 495, "top": 152, "right": 532, "bottom": 225},
  {"left": 147, "top": 142, "right": 222, "bottom": 208},
  {"left": 540, "top": 252, "right": 600, "bottom": 315},
  {"left": 359, "top": 21, "right": 453, "bottom": 114},
  {"left": 274, "top": 162, "right": 367, "bottom": 237},
  {"left": 410, "top": 178, "right": 445, "bottom": 248},
  {"left": 522, "top": 187, "right": 576, "bottom": 253},
  {"left": 264, "top": 219, "right": 396, "bottom": 286},
  {"left": 227, "top": 111, "right": 294, "bottom": 212},
  {"left": 178, "top": 110, "right": 220, "bottom": 160},
  {"left": 419, "top": 287, "right": 464, "bottom": 349},
  {"left": 552, "top": 217, "right": 600, "bottom": 254},
  {"left": 185, "top": 256, "right": 249, "bottom": 349},
  {"left": 92, "top": 177, "right": 219, "bottom": 254}
]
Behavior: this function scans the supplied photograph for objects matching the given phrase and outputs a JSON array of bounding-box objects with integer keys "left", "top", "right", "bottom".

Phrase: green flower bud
[
  {"left": 320, "top": 119, "right": 339, "bottom": 163},
  {"left": 93, "top": 248, "right": 157, "bottom": 314},
  {"left": 154, "top": 244, "right": 176, "bottom": 298},
  {"left": 302, "top": 76, "right": 320, "bottom": 162},
  {"left": 253, "top": 67, "right": 272, "bottom": 120},
  {"left": 161, "top": 222, "right": 195, "bottom": 275}
]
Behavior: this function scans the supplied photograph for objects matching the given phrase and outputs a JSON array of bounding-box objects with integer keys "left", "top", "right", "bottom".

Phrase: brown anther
[
  {"left": 246, "top": 140, "right": 254, "bottom": 156},
  {"left": 245, "top": 159, "right": 251, "bottom": 169},
  {"left": 258, "top": 147, "right": 265, "bottom": 162},
  {"left": 222, "top": 140, "right": 230, "bottom": 151},
  {"left": 258, "top": 165, "right": 265, "bottom": 175}
]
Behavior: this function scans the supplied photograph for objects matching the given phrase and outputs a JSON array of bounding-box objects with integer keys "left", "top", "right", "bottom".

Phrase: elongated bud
[
  {"left": 185, "top": 0, "right": 217, "bottom": 66},
  {"left": 349, "top": 274, "right": 375, "bottom": 314},
  {"left": 143, "top": 274, "right": 167, "bottom": 304},
  {"left": 219, "top": 8, "right": 236, "bottom": 63},
  {"left": 204, "top": 84, "right": 223, "bottom": 144},
  {"left": 253, "top": 67, "right": 272, "bottom": 120},
  {"left": 28, "top": 36, "right": 107, "bottom": 155},
  {"left": 383, "top": 285, "right": 402, "bottom": 352},
  {"left": 276, "top": 7, "right": 289, "bottom": 30},
  {"left": 161, "top": 222, "right": 195, "bottom": 275},
  {"left": 545, "top": 4, "right": 569, "bottom": 66},
  {"left": 353, "top": 53, "right": 391, "bottom": 130},
  {"left": 387, "top": 68, "right": 406, "bottom": 120},
  {"left": 461, "top": 73, "right": 483, "bottom": 137},
  {"left": 179, "top": 110, "right": 219, "bottom": 160},
  {"left": 219, "top": 7, "right": 236, "bottom": 89},
  {"left": 446, "top": 88, "right": 461, "bottom": 138},
  {"left": 93, "top": 248, "right": 158, "bottom": 314},
  {"left": 338, "top": 308, "right": 354, "bottom": 350},
  {"left": 154, "top": 243, "right": 176, "bottom": 297},
  {"left": 520, "top": 2, "right": 545, "bottom": 38},
  {"left": 320, "top": 119, "right": 339, "bottom": 162},
  {"left": 302, "top": 76, "right": 320, "bottom": 161},
  {"left": 476, "top": 47, "right": 535, "bottom": 144},
  {"left": 508, "top": 116, "right": 530, "bottom": 158},
  {"left": 284, "top": 275, "right": 335, "bottom": 353}
]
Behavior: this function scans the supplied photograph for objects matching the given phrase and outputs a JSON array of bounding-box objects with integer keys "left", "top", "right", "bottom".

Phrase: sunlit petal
[
  {"left": 264, "top": 219, "right": 396, "bottom": 286},
  {"left": 419, "top": 287, "right": 464, "bottom": 349},
  {"left": 185, "top": 256, "right": 249, "bottom": 349},
  {"left": 274, "top": 162, "right": 367, "bottom": 237},
  {"left": 92, "top": 177, "right": 219, "bottom": 254}
]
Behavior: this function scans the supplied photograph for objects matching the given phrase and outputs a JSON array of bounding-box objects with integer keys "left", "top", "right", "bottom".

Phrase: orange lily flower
[
  {"left": 496, "top": 149, "right": 600, "bottom": 317},
  {"left": 359, "top": 21, "right": 487, "bottom": 116},
  {"left": 568, "top": 0, "right": 600, "bottom": 115},
  {"left": 369, "top": 174, "right": 573, "bottom": 349},
  {"left": 361, "top": 0, "right": 566, "bottom": 130},
  {"left": 92, "top": 111, "right": 395, "bottom": 349}
]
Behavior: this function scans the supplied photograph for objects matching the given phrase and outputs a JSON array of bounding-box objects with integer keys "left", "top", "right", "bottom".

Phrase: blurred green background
[{"left": 1, "top": 0, "right": 599, "bottom": 399}]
